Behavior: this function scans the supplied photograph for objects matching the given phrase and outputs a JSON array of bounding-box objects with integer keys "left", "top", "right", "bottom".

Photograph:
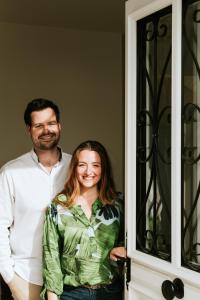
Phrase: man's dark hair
[{"left": 24, "top": 98, "right": 60, "bottom": 126}]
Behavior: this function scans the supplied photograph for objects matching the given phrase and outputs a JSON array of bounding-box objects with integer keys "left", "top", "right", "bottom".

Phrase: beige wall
[{"left": 0, "top": 22, "right": 124, "bottom": 191}]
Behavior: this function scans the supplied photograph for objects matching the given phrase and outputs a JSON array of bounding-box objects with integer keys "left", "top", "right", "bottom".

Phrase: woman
[{"left": 41, "top": 140, "right": 126, "bottom": 300}]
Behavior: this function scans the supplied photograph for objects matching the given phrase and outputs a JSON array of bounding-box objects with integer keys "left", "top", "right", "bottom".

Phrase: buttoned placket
[
  {"left": 70, "top": 201, "right": 103, "bottom": 258},
  {"left": 38, "top": 161, "right": 61, "bottom": 200}
]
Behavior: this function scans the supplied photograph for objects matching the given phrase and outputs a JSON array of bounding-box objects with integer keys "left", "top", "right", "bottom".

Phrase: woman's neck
[
  {"left": 75, "top": 187, "right": 99, "bottom": 219},
  {"left": 79, "top": 187, "right": 99, "bottom": 204}
]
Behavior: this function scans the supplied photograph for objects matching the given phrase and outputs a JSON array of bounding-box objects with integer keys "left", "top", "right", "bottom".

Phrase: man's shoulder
[
  {"left": 0, "top": 151, "right": 32, "bottom": 172},
  {"left": 61, "top": 152, "right": 71, "bottom": 162}
]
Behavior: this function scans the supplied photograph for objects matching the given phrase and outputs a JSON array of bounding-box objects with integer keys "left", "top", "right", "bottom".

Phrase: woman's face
[{"left": 76, "top": 150, "right": 102, "bottom": 190}]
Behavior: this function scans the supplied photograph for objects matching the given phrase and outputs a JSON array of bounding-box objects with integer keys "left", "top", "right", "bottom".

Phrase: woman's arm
[{"left": 42, "top": 204, "right": 63, "bottom": 297}]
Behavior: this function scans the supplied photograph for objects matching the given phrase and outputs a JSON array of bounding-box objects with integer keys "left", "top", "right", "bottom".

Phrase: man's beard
[{"left": 34, "top": 132, "right": 60, "bottom": 150}]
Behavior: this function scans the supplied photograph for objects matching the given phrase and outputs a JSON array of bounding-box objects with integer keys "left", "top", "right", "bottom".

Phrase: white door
[{"left": 125, "top": 0, "right": 200, "bottom": 299}]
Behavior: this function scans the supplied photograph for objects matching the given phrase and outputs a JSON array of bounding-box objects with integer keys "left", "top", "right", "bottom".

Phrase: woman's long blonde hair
[{"left": 56, "top": 140, "right": 116, "bottom": 207}]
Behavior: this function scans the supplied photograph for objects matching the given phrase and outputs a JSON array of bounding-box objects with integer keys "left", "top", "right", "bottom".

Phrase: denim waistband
[{"left": 63, "top": 279, "right": 119, "bottom": 291}]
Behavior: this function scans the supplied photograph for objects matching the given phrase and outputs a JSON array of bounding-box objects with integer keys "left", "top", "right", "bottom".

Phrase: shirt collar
[{"left": 30, "top": 147, "right": 63, "bottom": 165}]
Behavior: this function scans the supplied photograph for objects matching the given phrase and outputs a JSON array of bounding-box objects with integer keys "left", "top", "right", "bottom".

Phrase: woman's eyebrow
[{"left": 78, "top": 161, "right": 101, "bottom": 164}]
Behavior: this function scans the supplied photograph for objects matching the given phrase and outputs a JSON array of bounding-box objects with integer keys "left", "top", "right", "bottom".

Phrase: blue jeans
[{"left": 60, "top": 280, "right": 123, "bottom": 300}]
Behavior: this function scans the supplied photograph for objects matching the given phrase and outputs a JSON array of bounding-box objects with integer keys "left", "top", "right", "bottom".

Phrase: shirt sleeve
[
  {"left": 115, "top": 192, "right": 125, "bottom": 247},
  {"left": 41, "top": 203, "right": 63, "bottom": 298},
  {"left": 0, "top": 168, "right": 15, "bottom": 283}
]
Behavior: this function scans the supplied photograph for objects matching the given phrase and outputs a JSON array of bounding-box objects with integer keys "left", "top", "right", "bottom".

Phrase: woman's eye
[{"left": 78, "top": 164, "right": 85, "bottom": 167}]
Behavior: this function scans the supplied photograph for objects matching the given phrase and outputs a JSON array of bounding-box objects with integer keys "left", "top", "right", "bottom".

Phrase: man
[{"left": 0, "top": 98, "right": 71, "bottom": 300}]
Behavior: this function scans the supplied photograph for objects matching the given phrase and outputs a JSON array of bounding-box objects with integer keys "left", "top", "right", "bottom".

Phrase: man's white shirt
[{"left": 0, "top": 149, "right": 71, "bottom": 285}]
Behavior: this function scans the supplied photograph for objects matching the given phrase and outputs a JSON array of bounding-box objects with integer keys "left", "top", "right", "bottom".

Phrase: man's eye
[
  {"left": 48, "top": 122, "right": 58, "bottom": 126},
  {"left": 34, "top": 124, "right": 43, "bottom": 129}
]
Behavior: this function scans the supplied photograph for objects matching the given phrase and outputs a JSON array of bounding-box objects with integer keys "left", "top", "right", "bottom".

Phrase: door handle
[
  {"left": 117, "top": 257, "right": 131, "bottom": 290},
  {"left": 161, "top": 278, "right": 184, "bottom": 300}
]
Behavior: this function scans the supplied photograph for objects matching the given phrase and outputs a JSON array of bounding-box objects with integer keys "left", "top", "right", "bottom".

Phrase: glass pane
[
  {"left": 136, "top": 6, "right": 172, "bottom": 261},
  {"left": 182, "top": 0, "right": 200, "bottom": 272}
]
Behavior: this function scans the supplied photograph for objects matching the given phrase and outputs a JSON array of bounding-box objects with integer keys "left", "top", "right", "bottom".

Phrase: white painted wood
[
  {"left": 126, "top": 0, "right": 172, "bottom": 18},
  {"left": 125, "top": 0, "right": 137, "bottom": 252},
  {"left": 130, "top": 261, "right": 200, "bottom": 300},
  {"left": 197, "top": 3, "right": 200, "bottom": 261},
  {"left": 125, "top": 0, "right": 200, "bottom": 299},
  {"left": 171, "top": 0, "right": 182, "bottom": 268}
]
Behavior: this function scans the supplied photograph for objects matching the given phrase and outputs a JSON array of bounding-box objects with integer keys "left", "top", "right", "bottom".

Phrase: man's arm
[{"left": 0, "top": 168, "right": 15, "bottom": 283}]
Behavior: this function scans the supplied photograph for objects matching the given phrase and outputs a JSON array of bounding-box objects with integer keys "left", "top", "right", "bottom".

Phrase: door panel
[
  {"left": 136, "top": 5, "right": 172, "bottom": 261},
  {"left": 125, "top": 0, "right": 200, "bottom": 299}
]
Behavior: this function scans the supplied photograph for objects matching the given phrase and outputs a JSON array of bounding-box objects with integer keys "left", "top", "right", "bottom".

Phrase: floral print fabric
[{"left": 41, "top": 194, "right": 124, "bottom": 299}]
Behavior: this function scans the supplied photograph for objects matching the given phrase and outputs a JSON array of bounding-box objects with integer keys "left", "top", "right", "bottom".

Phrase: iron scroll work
[
  {"left": 136, "top": 7, "right": 172, "bottom": 261},
  {"left": 135, "top": 0, "right": 200, "bottom": 272},
  {"left": 182, "top": 0, "right": 200, "bottom": 272}
]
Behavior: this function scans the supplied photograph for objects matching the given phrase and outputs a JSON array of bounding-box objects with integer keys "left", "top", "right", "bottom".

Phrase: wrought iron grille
[
  {"left": 182, "top": 0, "right": 200, "bottom": 272},
  {"left": 136, "top": 6, "right": 172, "bottom": 260}
]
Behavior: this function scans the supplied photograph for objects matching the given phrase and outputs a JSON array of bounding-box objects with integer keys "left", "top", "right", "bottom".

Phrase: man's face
[{"left": 28, "top": 108, "right": 61, "bottom": 151}]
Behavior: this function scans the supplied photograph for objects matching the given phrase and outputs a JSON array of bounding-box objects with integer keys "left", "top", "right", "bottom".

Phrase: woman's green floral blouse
[{"left": 40, "top": 194, "right": 124, "bottom": 299}]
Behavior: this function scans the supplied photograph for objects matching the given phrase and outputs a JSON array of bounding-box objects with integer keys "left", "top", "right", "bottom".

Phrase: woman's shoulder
[
  {"left": 54, "top": 193, "right": 68, "bottom": 204},
  {"left": 47, "top": 194, "right": 68, "bottom": 213},
  {"left": 114, "top": 192, "right": 124, "bottom": 211},
  {"left": 46, "top": 194, "right": 70, "bottom": 221},
  {"left": 115, "top": 191, "right": 124, "bottom": 201}
]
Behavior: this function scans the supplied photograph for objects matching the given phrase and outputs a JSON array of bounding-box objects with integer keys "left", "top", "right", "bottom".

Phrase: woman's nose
[{"left": 85, "top": 165, "right": 92, "bottom": 174}]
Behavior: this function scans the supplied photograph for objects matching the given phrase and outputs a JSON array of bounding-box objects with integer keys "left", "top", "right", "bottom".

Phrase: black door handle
[{"left": 161, "top": 278, "right": 184, "bottom": 300}]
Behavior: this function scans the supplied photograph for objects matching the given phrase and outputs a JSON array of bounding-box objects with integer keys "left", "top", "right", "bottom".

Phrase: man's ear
[{"left": 26, "top": 125, "right": 31, "bottom": 135}]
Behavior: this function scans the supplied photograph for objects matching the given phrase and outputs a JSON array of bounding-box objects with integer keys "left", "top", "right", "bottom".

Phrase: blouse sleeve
[
  {"left": 40, "top": 203, "right": 63, "bottom": 299},
  {"left": 116, "top": 192, "right": 125, "bottom": 247}
]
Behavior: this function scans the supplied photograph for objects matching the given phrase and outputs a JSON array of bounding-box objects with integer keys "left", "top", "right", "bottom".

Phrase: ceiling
[{"left": 0, "top": 0, "right": 125, "bottom": 33}]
